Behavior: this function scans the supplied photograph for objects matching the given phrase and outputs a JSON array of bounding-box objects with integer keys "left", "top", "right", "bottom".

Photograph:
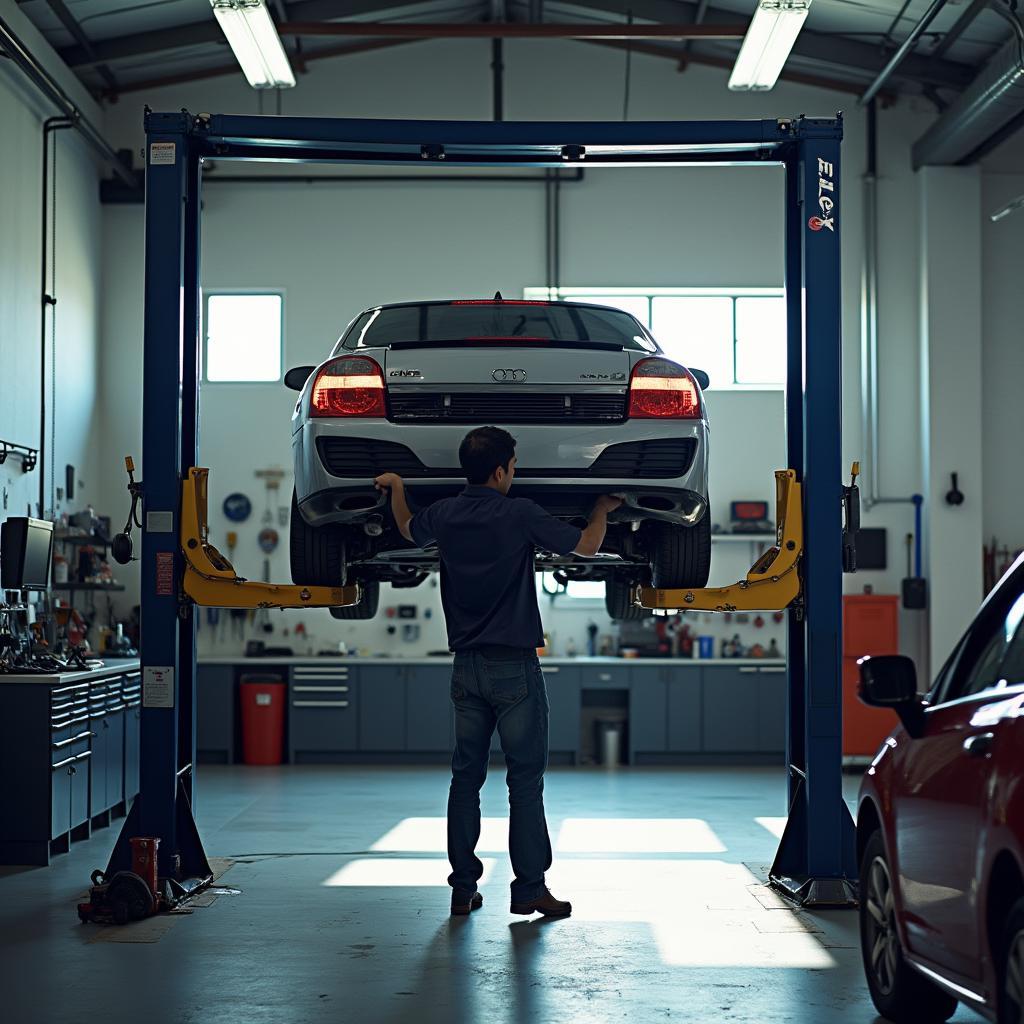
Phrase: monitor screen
[{"left": 1, "top": 517, "right": 54, "bottom": 590}]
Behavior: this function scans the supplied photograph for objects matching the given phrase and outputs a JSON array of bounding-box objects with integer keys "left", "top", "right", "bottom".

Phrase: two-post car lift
[{"left": 100, "top": 110, "right": 856, "bottom": 911}]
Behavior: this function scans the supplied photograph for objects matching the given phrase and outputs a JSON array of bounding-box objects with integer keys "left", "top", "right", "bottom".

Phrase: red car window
[{"left": 945, "top": 590, "right": 1024, "bottom": 703}]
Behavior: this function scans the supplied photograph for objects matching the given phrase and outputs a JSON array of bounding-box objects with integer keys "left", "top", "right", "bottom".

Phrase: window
[
  {"left": 934, "top": 585, "right": 1024, "bottom": 704},
  {"left": 524, "top": 287, "right": 786, "bottom": 388},
  {"left": 538, "top": 573, "right": 605, "bottom": 602},
  {"left": 204, "top": 292, "right": 283, "bottom": 382}
]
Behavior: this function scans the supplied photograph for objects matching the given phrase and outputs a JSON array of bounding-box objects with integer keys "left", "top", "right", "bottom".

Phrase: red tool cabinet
[{"left": 842, "top": 594, "right": 900, "bottom": 760}]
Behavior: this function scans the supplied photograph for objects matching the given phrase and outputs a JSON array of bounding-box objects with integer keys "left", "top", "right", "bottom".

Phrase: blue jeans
[{"left": 447, "top": 645, "right": 551, "bottom": 903}]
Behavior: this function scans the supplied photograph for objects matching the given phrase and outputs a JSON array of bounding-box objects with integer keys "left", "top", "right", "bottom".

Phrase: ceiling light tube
[
  {"left": 211, "top": 0, "right": 296, "bottom": 89},
  {"left": 728, "top": 0, "right": 811, "bottom": 92}
]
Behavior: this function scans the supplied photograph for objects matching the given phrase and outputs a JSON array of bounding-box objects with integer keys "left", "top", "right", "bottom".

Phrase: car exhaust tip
[{"left": 364, "top": 515, "right": 384, "bottom": 537}]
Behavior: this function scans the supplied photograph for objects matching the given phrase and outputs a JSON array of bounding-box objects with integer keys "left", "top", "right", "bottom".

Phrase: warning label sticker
[
  {"left": 143, "top": 666, "right": 174, "bottom": 708},
  {"left": 150, "top": 142, "right": 176, "bottom": 166},
  {"left": 155, "top": 551, "right": 175, "bottom": 596}
]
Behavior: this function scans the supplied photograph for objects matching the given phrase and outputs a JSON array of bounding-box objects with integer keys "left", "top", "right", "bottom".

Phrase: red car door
[{"left": 892, "top": 587, "right": 1024, "bottom": 981}]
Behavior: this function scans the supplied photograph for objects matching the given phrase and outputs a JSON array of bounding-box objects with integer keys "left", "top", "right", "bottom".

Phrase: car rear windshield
[{"left": 339, "top": 302, "right": 656, "bottom": 350}]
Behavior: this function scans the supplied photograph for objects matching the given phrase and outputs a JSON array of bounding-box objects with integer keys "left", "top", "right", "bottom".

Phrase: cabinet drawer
[{"left": 291, "top": 704, "right": 357, "bottom": 752}]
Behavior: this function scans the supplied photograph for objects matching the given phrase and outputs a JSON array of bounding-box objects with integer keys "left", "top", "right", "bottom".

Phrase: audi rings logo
[{"left": 492, "top": 368, "right": 528, "bottom": 383}]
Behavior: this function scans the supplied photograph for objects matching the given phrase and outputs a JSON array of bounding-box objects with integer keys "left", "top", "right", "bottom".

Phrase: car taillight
[
  {"left": 628, "top": 358, "right": 701, "bottom": 419},
  {"left": 310, "top": 356, "right": 386, "bottom": 418}
]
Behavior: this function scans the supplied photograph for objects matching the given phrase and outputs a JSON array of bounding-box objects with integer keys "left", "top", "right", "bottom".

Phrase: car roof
[{"left": 364, "top": 298, "right": 640, "bottom": 316}]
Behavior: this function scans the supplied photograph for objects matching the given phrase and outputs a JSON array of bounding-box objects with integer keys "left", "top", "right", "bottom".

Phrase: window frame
[
  {"left": 202, "top": 288, "right": 286, "bottom": 385},
  {"left": 524, "top": 286, "right": 785, "bottom": 391}
]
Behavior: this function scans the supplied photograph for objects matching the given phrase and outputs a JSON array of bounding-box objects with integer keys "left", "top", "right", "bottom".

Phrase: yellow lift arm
[
  {"left": 181, "top": 467, "right": 361, "bottom": 610},
  {"left": 636, "top": 469, "right": 802, "bottom": 613}
]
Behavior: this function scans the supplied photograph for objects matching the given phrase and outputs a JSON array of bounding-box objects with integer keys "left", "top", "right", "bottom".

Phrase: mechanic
[{"left": 374, "top": 426, "right": 622, "bottom": 919}]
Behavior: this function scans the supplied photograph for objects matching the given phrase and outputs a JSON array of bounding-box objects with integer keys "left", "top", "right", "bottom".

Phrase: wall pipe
[
  {"left": 39, "top": 117, "right": 73, "bottom": 520},
  {"left": 860, "top": 100, "right": 915, "bottom": 510},
  {"left": 859, "top": 0, "right": 952, "bottom": 106},
  {"left": 0, "top": 15, "right": 135, "bottom": 188}
]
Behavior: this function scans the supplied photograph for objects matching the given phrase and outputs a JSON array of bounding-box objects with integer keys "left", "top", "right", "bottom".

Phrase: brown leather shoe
[
  {"left": 510, "top": 886, "right": 572, "bottom": 917},
  {"left": 451, "top": 891, "right": 483, "bottom": 916}
]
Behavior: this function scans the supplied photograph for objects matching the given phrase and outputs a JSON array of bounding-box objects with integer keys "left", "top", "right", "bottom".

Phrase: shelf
[
  {"left": 711, "top": 534, "right": 776, "bottom": 544},
  {"left": 54, "top": 534, "right": 112, "bottom": 547},
  {"left": 51, "top": 583, "right": 125, "bottom": 592}
]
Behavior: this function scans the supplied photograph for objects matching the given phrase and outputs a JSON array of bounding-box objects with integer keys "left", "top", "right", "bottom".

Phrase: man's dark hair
[{"left": 459, "top": 426, "right": 516, "bottom": 485}]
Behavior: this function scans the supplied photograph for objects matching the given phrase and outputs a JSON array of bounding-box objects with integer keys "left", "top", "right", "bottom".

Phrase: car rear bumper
[{"left": 293, "top": 418, "right": 709, "bottom": 528}]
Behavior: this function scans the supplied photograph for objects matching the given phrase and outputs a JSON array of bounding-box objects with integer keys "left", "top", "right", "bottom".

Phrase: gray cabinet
[
  {"left": 123, "top": 672, "right": 141, "bottom": 800},
  {"left": 702, "top": 666, "right": 764, "bottom": 753},
  {"left": 358, "top": 665, "right": 406, "bottom": 751},
  {"left": 666, "top": 666, "right": 702, "bottom": 752},
  {"left": 756, "top": 666, "right": 787, "bottom": 754},
  {"left": 290, "top": 663, "right": 357, "bottom": 759},
  {"left": 543, "top": 664, "right": 580, "bottom": 757},
  {"left": 197, "top": 664, "right": 235, "bottom": 763},
  {"left": 628, "top": 665, "right": 668, "bottom": 756},
  {"left": 405, "top": 665, "right": 453, "bottom": 752}
]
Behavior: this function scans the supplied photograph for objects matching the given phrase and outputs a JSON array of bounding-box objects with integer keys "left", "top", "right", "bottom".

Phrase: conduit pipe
[
  {"left": 0, "top": 16, "right": 134, "bottom": 187},
  {"left": 912, "top": 28, "right": 1024, "bottom": 167}
]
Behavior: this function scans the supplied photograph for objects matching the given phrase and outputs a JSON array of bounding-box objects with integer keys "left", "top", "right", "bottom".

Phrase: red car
[{"left": 857, "top": 553, "right": 1024, "bottom": 1024}]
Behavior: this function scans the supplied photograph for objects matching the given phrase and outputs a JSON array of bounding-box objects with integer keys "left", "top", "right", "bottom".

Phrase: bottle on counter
[{"left": 565, "top": 636, "right": 577, "bottom": 658}]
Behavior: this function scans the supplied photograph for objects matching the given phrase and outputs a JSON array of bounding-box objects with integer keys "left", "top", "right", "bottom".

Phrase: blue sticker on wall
[{"left": 222, "top": 492, "right": 252, "bottom": 522}]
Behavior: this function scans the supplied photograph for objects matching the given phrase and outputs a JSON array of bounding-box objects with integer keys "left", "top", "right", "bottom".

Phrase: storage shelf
[
  {"left": 711, "top": 534, "right": 776, "bottom": 543},
  {"left": 51, "top": 583, "right": 125, "bottom": 592},
  {"left": 54, "top": 534, "right": 111, "bottom": 547}
]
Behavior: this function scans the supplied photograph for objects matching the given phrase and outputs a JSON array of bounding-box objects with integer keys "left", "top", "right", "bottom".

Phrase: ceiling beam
[
  {"left": 566, "top": 0, "right": 976, "bottom": 90},
  {"left": 110, "top": 37, "right": 417, "bottom": 96},
  {"left": 277, "top": 20, "right": 747, "bottom": 38},
  {"left": 42, "top": 0, "right": 118, "bottom": 93},
  {"left": 55, "top": 0, "right": 417, "bottom": 69}
]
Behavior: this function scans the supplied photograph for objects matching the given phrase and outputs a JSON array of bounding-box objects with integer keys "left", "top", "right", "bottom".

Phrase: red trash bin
[{"left": 240, "top": 677, "right": 286, "bottom": 765}]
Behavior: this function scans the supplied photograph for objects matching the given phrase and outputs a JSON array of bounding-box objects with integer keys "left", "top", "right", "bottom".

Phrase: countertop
[
  {"left": 0, "top": 658, "right": 141, "bottom": 686},
  {"left": 197, "top": 655, "right": 785, "bottom": 667}
]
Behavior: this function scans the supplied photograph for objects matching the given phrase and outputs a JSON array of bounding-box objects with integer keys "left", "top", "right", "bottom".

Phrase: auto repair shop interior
[{"left": 2, "top": 1, "right": 1023, "bottom": 1023}]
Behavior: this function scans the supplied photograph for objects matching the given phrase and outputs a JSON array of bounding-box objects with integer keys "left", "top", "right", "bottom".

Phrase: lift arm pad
[
  {"left": 637, "top": 469, "right": 802, "bottom": 613},
  {"left": 180, "top": 467, "right": 361, "bottom": 610}
]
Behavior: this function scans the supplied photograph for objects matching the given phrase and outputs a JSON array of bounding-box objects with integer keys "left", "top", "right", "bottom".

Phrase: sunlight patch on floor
[
  {"left": 322, "top": 858, "right": 495, "bottom": 887},
  {"left": 555, "top": 818, "right": 726, "bottom": 854},
  {"left": 371, "top": 816, "right": 509, "bottom": 852},
  {"left": 755, "top": 816, "right": 787, "bottom": 839}
]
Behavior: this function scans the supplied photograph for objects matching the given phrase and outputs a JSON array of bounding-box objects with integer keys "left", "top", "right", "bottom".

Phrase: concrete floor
[{"left": 0, "top": 766, "right": 978, "bottom": 1024}]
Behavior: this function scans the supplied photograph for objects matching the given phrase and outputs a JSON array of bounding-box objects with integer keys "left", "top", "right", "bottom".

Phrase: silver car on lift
[{"left": 285, "top": 298, "right": 711, "bottom": 619}]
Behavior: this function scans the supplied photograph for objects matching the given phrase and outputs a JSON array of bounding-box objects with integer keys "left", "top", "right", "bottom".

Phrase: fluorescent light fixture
[
  {"left": 728, "top": 0, "right": 811, "bottom": 92},
  {"left": 211, "top": 0, "right": 295, "bottom": 89}
]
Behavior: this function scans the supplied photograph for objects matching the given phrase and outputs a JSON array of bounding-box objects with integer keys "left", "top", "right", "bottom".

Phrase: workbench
[
  {"left": 197, "top": 656, "right": 788, "bottom": 767},
  {"left": 0, "top": 659, "right": 142, "bottom": 865}
]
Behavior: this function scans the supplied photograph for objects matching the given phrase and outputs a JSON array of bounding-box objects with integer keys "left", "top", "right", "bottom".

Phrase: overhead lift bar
[{"left": 104, "top": 111, "right": 856, "bottom": 909}]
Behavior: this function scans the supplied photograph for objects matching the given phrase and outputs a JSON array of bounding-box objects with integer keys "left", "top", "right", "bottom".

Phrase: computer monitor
[{"left": 0, "top": 517, "right": 54, "bottom": 591}]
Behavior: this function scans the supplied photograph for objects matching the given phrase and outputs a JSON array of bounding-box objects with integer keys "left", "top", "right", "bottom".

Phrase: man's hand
[
  {"left": 374, "top": 472, "right": 404, "bottom": 493},
  {"left": 575, "top": 495, "right": 623, "bottom": 557},
  {"left": 593, "top": 494, "right": 624, "bottom": 515}
]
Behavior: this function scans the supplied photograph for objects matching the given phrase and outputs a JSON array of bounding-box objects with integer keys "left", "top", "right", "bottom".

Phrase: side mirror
[
  {"left": 858, "top": 654, "right": 924, "bottom": 736},
  {"left": 284, "top": 365, "right": 315, "bottom": 391},
  {"left": 689, "top": 368, "right": 710, "bottom": 390}
]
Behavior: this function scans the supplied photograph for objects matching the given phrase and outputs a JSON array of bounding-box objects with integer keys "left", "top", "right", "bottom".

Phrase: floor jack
[{"left": 82, "top": 464, "right": 362, "bottom": 925}]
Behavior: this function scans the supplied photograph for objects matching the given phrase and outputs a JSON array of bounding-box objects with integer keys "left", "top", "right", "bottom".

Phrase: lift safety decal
[
  {"left": 808, "top": 157, "right": 836, "bottom": 233},
  {"left": 155, "top": 551, "right": 175, "bottom": 596}
]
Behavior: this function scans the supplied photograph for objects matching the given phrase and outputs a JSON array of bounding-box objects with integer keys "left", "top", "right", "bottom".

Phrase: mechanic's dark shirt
[{"left": 409, "top": 486, "right": 583, "bottom": 651}]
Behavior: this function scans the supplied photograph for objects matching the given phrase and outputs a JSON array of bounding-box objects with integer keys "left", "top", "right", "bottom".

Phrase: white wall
[
  {"left": 97, "top": 39, "right": 938, "bottom": 657},
  {"left": 981, "top": 172, "right": 1024, "bottom": 555},
  {"left": 0, "top": 9, "right": 103, "bottom": 535}
]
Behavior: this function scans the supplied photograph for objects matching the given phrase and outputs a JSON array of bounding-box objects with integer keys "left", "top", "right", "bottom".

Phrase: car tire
[
  {"left": 649, "top": 514, "right": 712, "bottom": 590},
  {"left": 329, "top": 580, "right": 380, "bottom": 620},
  {"left": 860, "top": 830, "right": 958, "bottom": 1023},
  {"left": 998, "top": 896, "right": 1024, "bottom": 1023},
  {"left": 289, "top": 491, "right": 346, "bottom": 587},
  {"left": 605, "top": 577, "right": 647, "bottom": 621}
]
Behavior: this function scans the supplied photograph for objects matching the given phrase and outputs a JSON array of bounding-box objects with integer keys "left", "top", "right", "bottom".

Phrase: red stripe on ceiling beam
[{"left": 278, "top": 21, "right": 748, "bottom": 40}]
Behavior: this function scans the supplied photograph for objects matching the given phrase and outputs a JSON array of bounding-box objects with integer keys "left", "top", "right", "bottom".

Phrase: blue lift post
[{"left": 106, "top": 111, "right": 857, "bottom": 906}]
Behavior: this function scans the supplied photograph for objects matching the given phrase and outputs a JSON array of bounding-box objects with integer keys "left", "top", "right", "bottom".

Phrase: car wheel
[
  {"left": 649, "top": 514, "right": 711, "bottom": 590},
  {"left": 605, "top": 577, "right": 647, "bottom": 621},
  {"left": 860, "top": 830, "right": 958, "bottom": 1023},
  {"left": 289, "top": 490, "right": 346, "bottom": 587},
  {"left": 329, "top": 580, "right": 380, "bottom": 620},
  {"left": 998, "top": 897, "right": 1024, "bottom": 1024}
]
